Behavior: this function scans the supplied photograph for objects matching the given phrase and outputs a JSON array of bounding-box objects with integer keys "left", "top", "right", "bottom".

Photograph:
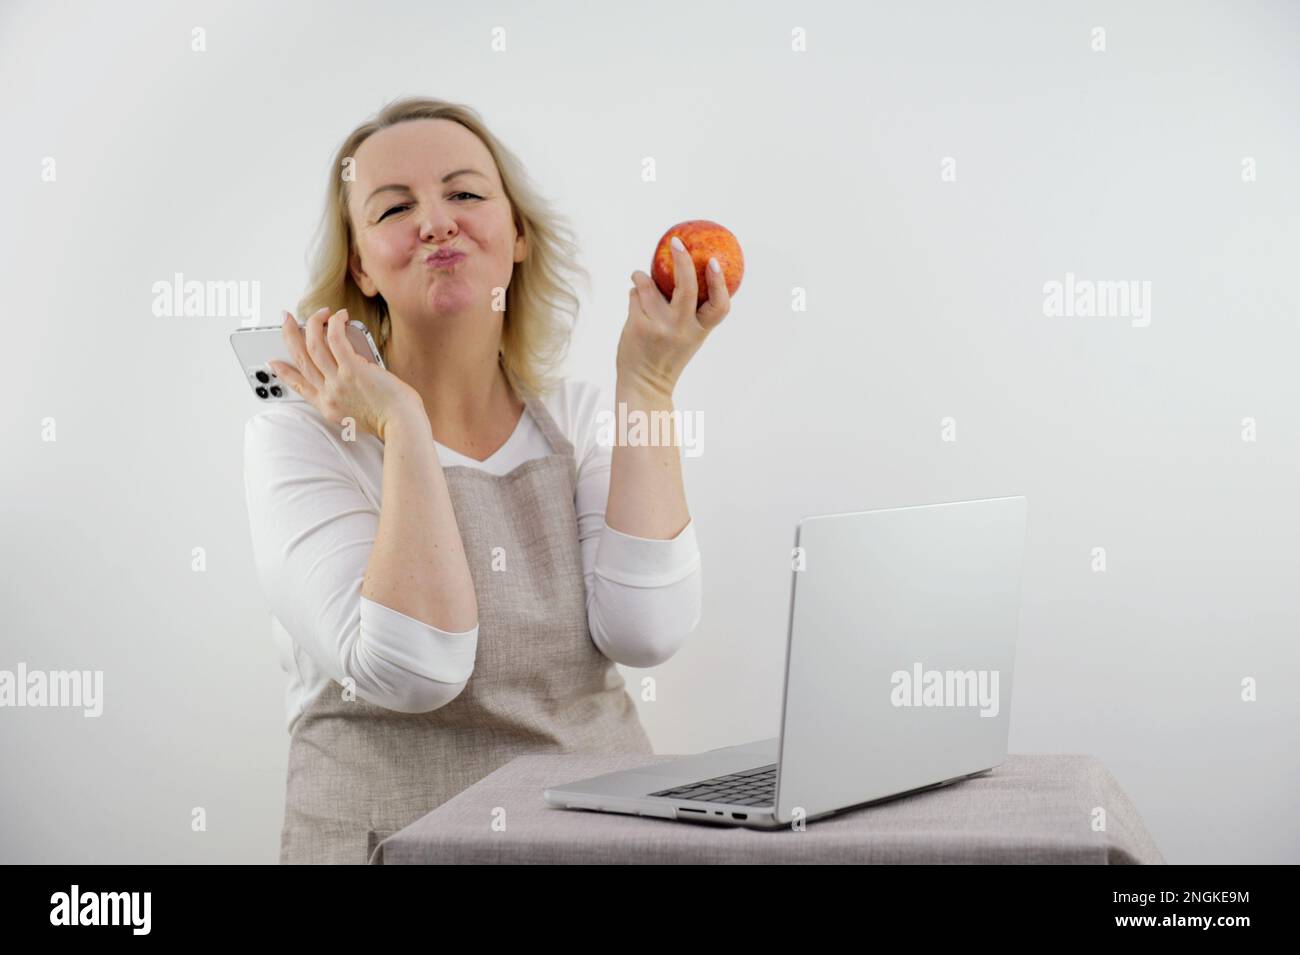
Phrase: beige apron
[{"left": 279, "top": 389, "right": 654, "bottom": 864}]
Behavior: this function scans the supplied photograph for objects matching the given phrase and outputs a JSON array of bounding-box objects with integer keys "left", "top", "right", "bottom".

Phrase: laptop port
[{"left": 732, "top": 812, "right": 748, "bottom": 820}]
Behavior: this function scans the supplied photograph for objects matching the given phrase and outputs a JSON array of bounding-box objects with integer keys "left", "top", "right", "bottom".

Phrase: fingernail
[
  {"left": 709, "top": 257, "right": 721, "bottom": 273},
  {"left": 670, "top": 236, "right": 685, "bottom": 252},
  {"left": 338, "top": 308, "right": 349, "bottom": 319}
]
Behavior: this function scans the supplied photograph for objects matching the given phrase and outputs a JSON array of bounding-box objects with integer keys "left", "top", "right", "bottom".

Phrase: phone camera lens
[
  {"left": 255, "top": 386, "right": 269, "bottom": 399},
  {"left": 255, "top": 370, "right": 271, "bottom": 384},
  {"left": 269, "top": 386, "right": 283, "bottom": 398}
]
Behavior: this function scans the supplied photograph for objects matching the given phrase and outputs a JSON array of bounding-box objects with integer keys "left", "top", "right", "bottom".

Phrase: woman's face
[{"left": 347, "top": 118, "right": 525, "bottom": 322}]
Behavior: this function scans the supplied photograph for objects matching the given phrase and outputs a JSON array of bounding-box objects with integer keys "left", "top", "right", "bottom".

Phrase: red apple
[{"left": 651, "top": 220, "right": 744, "bottom": 307}]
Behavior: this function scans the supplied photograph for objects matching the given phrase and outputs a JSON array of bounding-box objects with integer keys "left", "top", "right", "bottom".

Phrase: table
[{"left": 370, "top": 753, "right": 1165, "bottom": 864}]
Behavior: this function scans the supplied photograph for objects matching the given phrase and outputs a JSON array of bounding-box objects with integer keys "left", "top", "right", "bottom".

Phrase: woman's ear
[
  {"left": 512, "top": 212, "right": 527, "bottom": 263},
  {"left": 349, "top": 247, "right": 378, "bottom": 296}
]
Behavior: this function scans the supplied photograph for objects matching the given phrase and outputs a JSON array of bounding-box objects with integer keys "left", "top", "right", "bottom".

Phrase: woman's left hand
[{"left": 616, "top": 237, "right": 731, "bottom": 398}]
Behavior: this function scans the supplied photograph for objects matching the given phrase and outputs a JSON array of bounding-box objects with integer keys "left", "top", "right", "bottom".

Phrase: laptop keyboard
[{"left": 648, "top": 763, "right": 778, "bottom": 807}]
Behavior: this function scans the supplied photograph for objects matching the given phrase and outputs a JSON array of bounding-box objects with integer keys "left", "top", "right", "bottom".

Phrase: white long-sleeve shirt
[{"left": 242, "top": 378, "right": 702, "bottom": 733}]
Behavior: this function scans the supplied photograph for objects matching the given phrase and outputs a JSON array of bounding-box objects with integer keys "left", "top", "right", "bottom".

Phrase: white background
[{"left": 2, "top": 0, "right": 1297, "bottom": 863}]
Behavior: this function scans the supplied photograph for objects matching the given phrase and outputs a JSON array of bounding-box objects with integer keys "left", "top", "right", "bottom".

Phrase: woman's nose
[{"left": 419, "top": 210, "right": 457, "bottom": 242}]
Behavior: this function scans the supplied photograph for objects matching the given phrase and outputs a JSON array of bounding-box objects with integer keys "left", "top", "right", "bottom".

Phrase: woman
[{"left": 242, "top": 96, "right": 731, "bottom": 864}]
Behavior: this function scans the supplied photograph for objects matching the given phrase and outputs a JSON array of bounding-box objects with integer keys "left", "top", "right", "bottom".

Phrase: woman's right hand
[{"left": 269, "top": 307, "right": 420, "bottom": 442}]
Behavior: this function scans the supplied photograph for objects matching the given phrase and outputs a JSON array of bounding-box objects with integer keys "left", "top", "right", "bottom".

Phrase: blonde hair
[{"left": 297, "top": 96, "right": 589, "bottom": 401}]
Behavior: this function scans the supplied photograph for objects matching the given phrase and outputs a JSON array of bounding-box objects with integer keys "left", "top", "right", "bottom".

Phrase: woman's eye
[{"left": 379, "top": 194, "right": 479, "bottom": 221}]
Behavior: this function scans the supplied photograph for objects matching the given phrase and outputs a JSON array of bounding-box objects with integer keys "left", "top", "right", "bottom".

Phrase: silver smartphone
[{"left": 230, "top": 319, "right": 385, "bottom": 403}]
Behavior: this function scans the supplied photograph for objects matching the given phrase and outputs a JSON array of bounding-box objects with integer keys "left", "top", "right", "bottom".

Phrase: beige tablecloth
[{"left": 371, "top": 753, "right": 1164, "bottom": 864}]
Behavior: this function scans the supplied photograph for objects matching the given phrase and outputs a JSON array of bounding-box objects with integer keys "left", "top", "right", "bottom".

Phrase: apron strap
[{"left": 522, "top": 392, "right": 575, "bottom": 461}]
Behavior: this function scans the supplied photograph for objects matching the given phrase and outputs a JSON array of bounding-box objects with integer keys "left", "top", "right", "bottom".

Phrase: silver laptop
[{"left": 544, "top": 495, "right": 1029, "bottom": 830}]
